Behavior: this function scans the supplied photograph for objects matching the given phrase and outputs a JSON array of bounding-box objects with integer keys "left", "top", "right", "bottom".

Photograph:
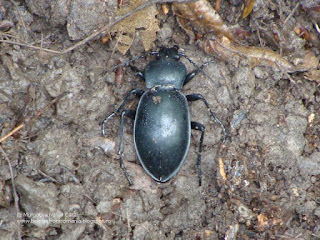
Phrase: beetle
[{"left": 102, "top": 46, "right": 226, "bottom": 186}]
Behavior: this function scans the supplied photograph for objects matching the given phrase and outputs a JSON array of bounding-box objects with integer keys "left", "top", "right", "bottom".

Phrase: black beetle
[{"left": 102, "top": 46, "right": 226, "bottom": 186}]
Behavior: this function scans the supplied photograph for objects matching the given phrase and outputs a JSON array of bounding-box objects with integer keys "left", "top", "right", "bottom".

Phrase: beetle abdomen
[{"left": 134, "top": 85, "right": 191, "bottom": 182}]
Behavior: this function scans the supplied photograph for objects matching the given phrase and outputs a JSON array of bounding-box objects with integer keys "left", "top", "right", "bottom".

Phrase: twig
[
  {"left": 284, "top": 2, "right": 299, "bottom": 24},
  {"left": 107, "top": 31, "right": 123, "bottom": 69},
  {"left": 0, "top": 0, "right": 194, "bottom": 55},
  {"left": 0, "top": 39, "right": 61, "bottom": 54},
  {"left": 126, "top": 207, "right": 131, "bottom": 240},
  {"left": 0, "top": 146, "right": 22, "bottom": 240},
  {"left": 38, "top": 170, "right": 58, "bottom": 183},
  {"left": 0, "top": 91, "right": 68, "bottom": 143},
  {"left": 83, "top": 194, "right": 97, "bottom": 204},
  {"left": 0, "top": 32, "right": 22, "bottom": 40},
  {"left": 218, "top": 157, "right": 227, "bottom": 181},
  {"left": 256, "top": 28, "right": 264, "bottom": 47}
]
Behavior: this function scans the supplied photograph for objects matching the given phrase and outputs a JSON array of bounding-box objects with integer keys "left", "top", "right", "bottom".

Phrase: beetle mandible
[{"left": 102, "top": 46, "right": 226, "bottom": 186}]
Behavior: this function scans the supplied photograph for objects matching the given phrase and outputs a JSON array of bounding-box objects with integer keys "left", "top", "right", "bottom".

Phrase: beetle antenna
[{"left": 179, "top": 53, "right": 217, "bottom": 86}]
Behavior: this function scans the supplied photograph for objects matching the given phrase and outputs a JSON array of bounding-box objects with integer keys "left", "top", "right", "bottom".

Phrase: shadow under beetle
[{"left": 102, "top": 46, "right": 226, "bottom": 186}]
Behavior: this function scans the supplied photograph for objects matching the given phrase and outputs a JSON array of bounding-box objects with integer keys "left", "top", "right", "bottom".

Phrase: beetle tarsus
[
  {"left": 130, "top": 65, "right": 145, "bottom": 80},
  {"left": 119, "top": 154, "right": 133, "bottom": 186},
  {"left": 118, "top": 110, "right": 136, "bottom": 185},
  {"left": 102, "top": 112, "right": 115, "bottom": 137},
  {"left": 191, "top": 121, "right": 205, "bottom": 186}
]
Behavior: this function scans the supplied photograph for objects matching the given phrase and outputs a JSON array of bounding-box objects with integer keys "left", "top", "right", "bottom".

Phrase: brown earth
[{"left": 0, "top": 0, "right": 319, "bottom": 239}]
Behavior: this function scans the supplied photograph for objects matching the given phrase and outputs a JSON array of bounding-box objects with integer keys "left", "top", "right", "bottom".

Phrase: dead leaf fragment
[
  {"left": 257, "top": 213, "right": 269, "bottom": 231},
  {"left": 116, "top": 32, "right": 135, "bottom": 54},
  {"left": 173, "top": 0, "right": 235, "bottom": 41},
  {"left": 218, "top": 157, "right": 227, "bottom": 181},
  {"left": 111, "top": 0, "right": 160, "bottom": 54},
  {"left": 242, "top": 0, "right": 255, "bottom": 19},
  {"left": 256, "top": 213, "right": 283, "bottom": 231},
  {"left": 161, "top": 4, "right": 169, "bottom": 15}
]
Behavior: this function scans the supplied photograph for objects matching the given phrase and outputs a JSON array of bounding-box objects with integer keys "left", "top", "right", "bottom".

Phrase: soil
[{"left": 0, "top": 0, "right": 319, "bottom": 239}]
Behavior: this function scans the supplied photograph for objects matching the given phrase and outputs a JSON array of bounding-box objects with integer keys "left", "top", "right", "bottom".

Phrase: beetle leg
[
  {"left": 184, "top": 59, "right": 215, "bottom": 85},
  {"left": 119, "top": 109, "right": 136, "bottom": 186},
  {"left": 186, "top": 93, "right": 226, "bottom": 142},
  {"left": 102, "top": 89, "right": 144, "bottom": 137},
  {"left": 130, "top": 65, "right": 145, "bottom": 81},
  {"left": 191, "top": 121, "right": 205, "bottom": 186}
]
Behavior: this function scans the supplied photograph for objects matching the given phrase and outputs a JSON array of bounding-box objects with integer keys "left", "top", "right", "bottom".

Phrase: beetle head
[{"left": 157, "top": 45, "right": 180, "bottom": 61}]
